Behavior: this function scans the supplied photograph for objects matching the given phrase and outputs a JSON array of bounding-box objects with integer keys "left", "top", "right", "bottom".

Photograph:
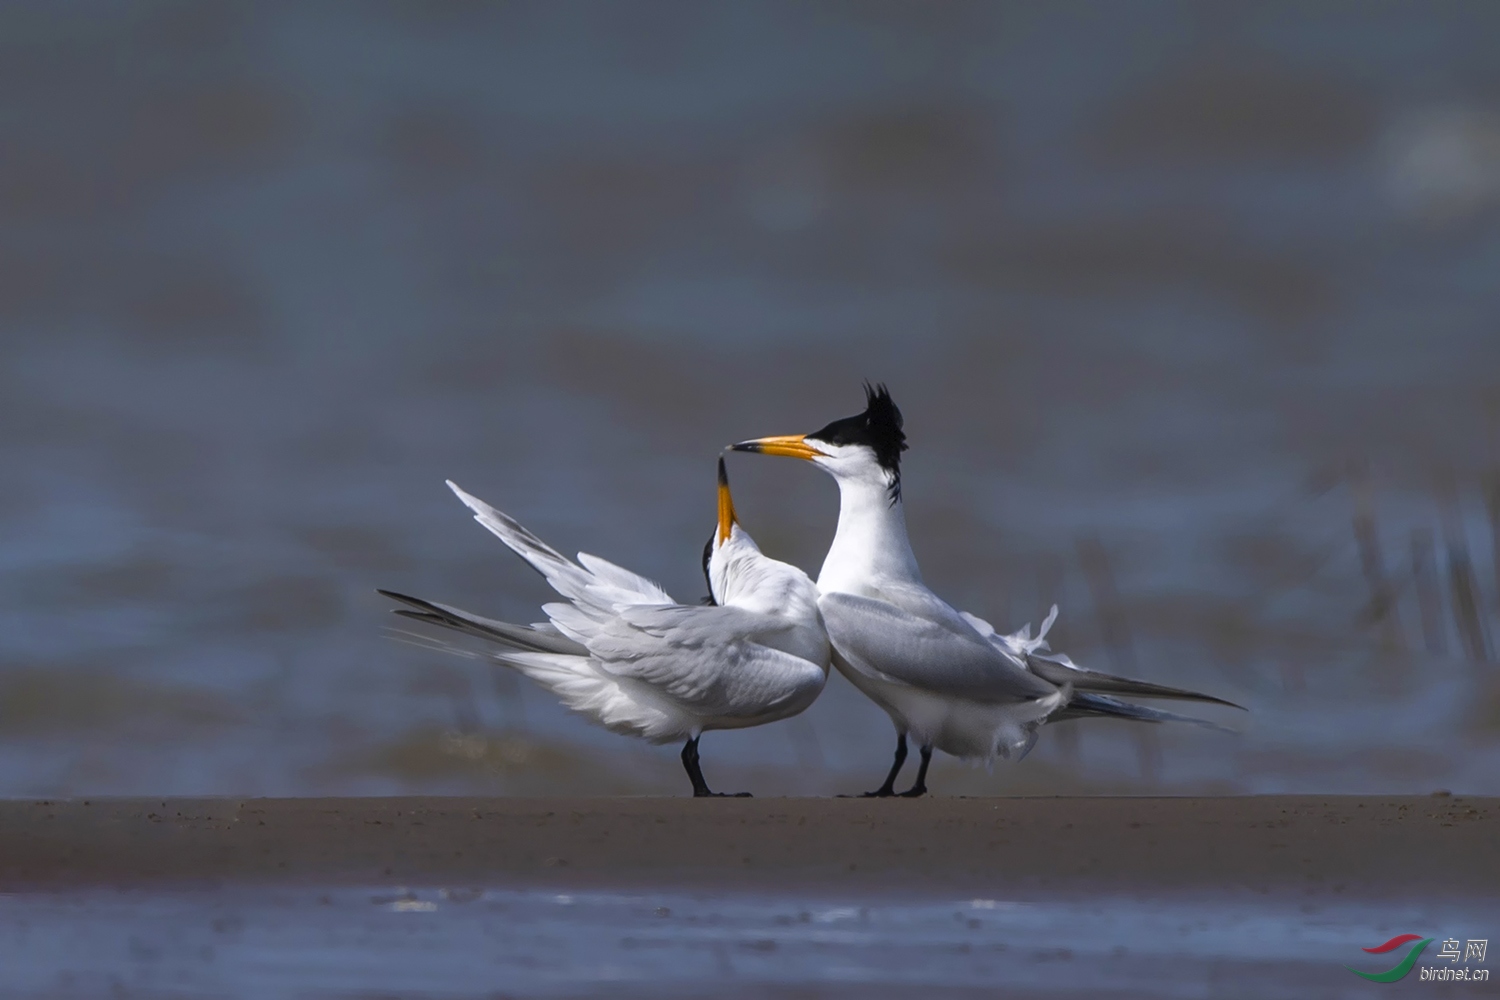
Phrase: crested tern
[
  {"left": 380, "top": 459, "right": 831, "bottom": 797},
  {"left": 732, "top": 383, "right": 1242, "bottom": 797}
]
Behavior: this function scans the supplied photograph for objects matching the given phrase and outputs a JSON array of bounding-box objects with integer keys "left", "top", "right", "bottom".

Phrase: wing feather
[
  {"left": 447, "top": 480, "right": 680, "bottom": 622},
  {"left": 819, "top": 592, "right": 1056, "bottom": 703},
  {"left": 582, "top": 604, "right": 825, "bottom": 719},
  {"left": 576, "top": 552, "right": 673, "bottom": 605}
]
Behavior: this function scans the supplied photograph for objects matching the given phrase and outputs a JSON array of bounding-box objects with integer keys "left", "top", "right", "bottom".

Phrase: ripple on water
[{"left": 0, "top": 886, "right": 1493, "bottom": 998}]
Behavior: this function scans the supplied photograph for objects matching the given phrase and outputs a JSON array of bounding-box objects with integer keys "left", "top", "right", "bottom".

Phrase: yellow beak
[
  {"left": 729, "top": 434, "right": 825, "bottom": 460},
  {"left": 717, "top": 457, "right": 738, "bottom": 544}
]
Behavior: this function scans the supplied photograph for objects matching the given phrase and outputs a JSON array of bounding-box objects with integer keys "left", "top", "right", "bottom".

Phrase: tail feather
[
  {"left": 986, "top": 605, "right": 1244, "bottom": 710},
  {"left": 1028, "top": 652, "right": 1245, "bottom": 711},
  {"left": 377, "top": 589, "right": 586, "bottom": 655},
  {"left": 379, "top": 591, "right": 680, "bottom": 743},
  {"left": 382, "top": 625, "right": 484, "bottom": 659},
  {"left": 1053, "top": 691, "right": 1236, "bottom": 733}
]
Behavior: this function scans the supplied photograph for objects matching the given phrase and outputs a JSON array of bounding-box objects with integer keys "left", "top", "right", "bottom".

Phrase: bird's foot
[
  {"left": 694, "top": 790, "right": 753, "bottom": 798},
  {"left": 896, "top": 785, "right": 927, "bottom": 798}
]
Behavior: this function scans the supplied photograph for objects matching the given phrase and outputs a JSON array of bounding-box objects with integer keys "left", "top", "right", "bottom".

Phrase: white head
[{"left": 729, "top": 382, "right": 908, "bottom": 505}]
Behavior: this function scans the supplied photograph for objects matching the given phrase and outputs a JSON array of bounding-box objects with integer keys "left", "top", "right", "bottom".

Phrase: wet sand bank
[{"left": 1, "top": 796, "right": 1493, "bottom": 898}]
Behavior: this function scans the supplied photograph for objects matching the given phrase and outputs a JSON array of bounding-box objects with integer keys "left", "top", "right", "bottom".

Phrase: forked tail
[
  {"left": 377, "top": 589, "right": 584, "bottom": 654},
  {"left": 1052, "top": 691, "right": 1236, "bottom": 732},
  {"left": 377, "top": 589, "right": 680, "bottom": 742}
]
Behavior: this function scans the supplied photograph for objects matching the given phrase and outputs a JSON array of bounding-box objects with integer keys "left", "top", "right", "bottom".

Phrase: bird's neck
[
  {"left": 719, "top": 548, "right": 820, "bottom": 621},
  {"left": 817, "top": 474, "right": 922, "bottom": 594}
]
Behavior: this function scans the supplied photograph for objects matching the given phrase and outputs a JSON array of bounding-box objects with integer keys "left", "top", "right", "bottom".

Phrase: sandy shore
[{"left": 1, "top": 796, "right": 1493, "bottom": 898}]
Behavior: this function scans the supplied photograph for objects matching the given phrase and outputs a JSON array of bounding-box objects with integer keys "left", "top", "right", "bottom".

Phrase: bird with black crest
[{"left": 732, "top": 383, "right": 1243, "bottom": 797}]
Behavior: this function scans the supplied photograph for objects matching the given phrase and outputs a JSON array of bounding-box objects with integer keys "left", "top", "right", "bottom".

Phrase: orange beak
[
  {"left": 716, "top": 457, "right": 738, "bottom": 544},
  {"left": 729, "top": 434, "right": 825, "bottom": 460}
]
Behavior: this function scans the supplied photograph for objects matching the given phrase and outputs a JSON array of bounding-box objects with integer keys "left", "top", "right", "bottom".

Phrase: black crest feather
[{"left": 807, "top": 381, "right": 908, "bottom": 503}]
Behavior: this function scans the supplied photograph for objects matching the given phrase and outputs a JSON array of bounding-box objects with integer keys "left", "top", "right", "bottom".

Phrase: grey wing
[
  {"left": 585, "top": 604, "right": 826, "bottom": 720},
  {"left": 819, "top": 592, "right": 1056, "bottom": 703}
]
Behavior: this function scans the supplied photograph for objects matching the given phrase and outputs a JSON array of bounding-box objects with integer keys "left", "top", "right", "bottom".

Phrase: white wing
[
  {"left": 819, "top": 592, "right": 1057, "bottom": 704},
  {"left": 576, "top": 552, "right": 673, "bottom": 605},
  {"left": 447, "top": 480, "right": 674, "bottom": 617},
  {"left": 558, "top": 603, "right": 826, "bottom": 720},
  {"left": 389, "top": 483, "right": 829, "bottom": 744}
]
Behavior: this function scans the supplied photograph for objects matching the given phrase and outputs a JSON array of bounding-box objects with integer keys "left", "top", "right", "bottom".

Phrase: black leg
[
  {"left": 856, "top": 732, "right": 908, "bottom": 798},
  {"left": 681, "top": 736, "right": 751, "bottom": 798},
  {"left": 897, "top": 743, "right": 932, "bottom": 798}
]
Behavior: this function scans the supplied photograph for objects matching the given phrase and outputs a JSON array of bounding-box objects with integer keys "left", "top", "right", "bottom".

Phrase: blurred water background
[{"left": 4, "top": 1, "right": 1500, "bottom": 798}]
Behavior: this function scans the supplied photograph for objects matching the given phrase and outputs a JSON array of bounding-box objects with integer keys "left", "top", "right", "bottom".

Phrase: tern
[
  {"left": 380, "top": 459, "right": 830, "bottom": 797},
  {"left": 732, "top": 383, "right": 1242, "bottom": 797}
]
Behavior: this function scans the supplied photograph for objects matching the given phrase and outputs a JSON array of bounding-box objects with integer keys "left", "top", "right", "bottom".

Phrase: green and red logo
[{"left": 1347, "top": 934, "right": 1433, "bottom": 983}]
